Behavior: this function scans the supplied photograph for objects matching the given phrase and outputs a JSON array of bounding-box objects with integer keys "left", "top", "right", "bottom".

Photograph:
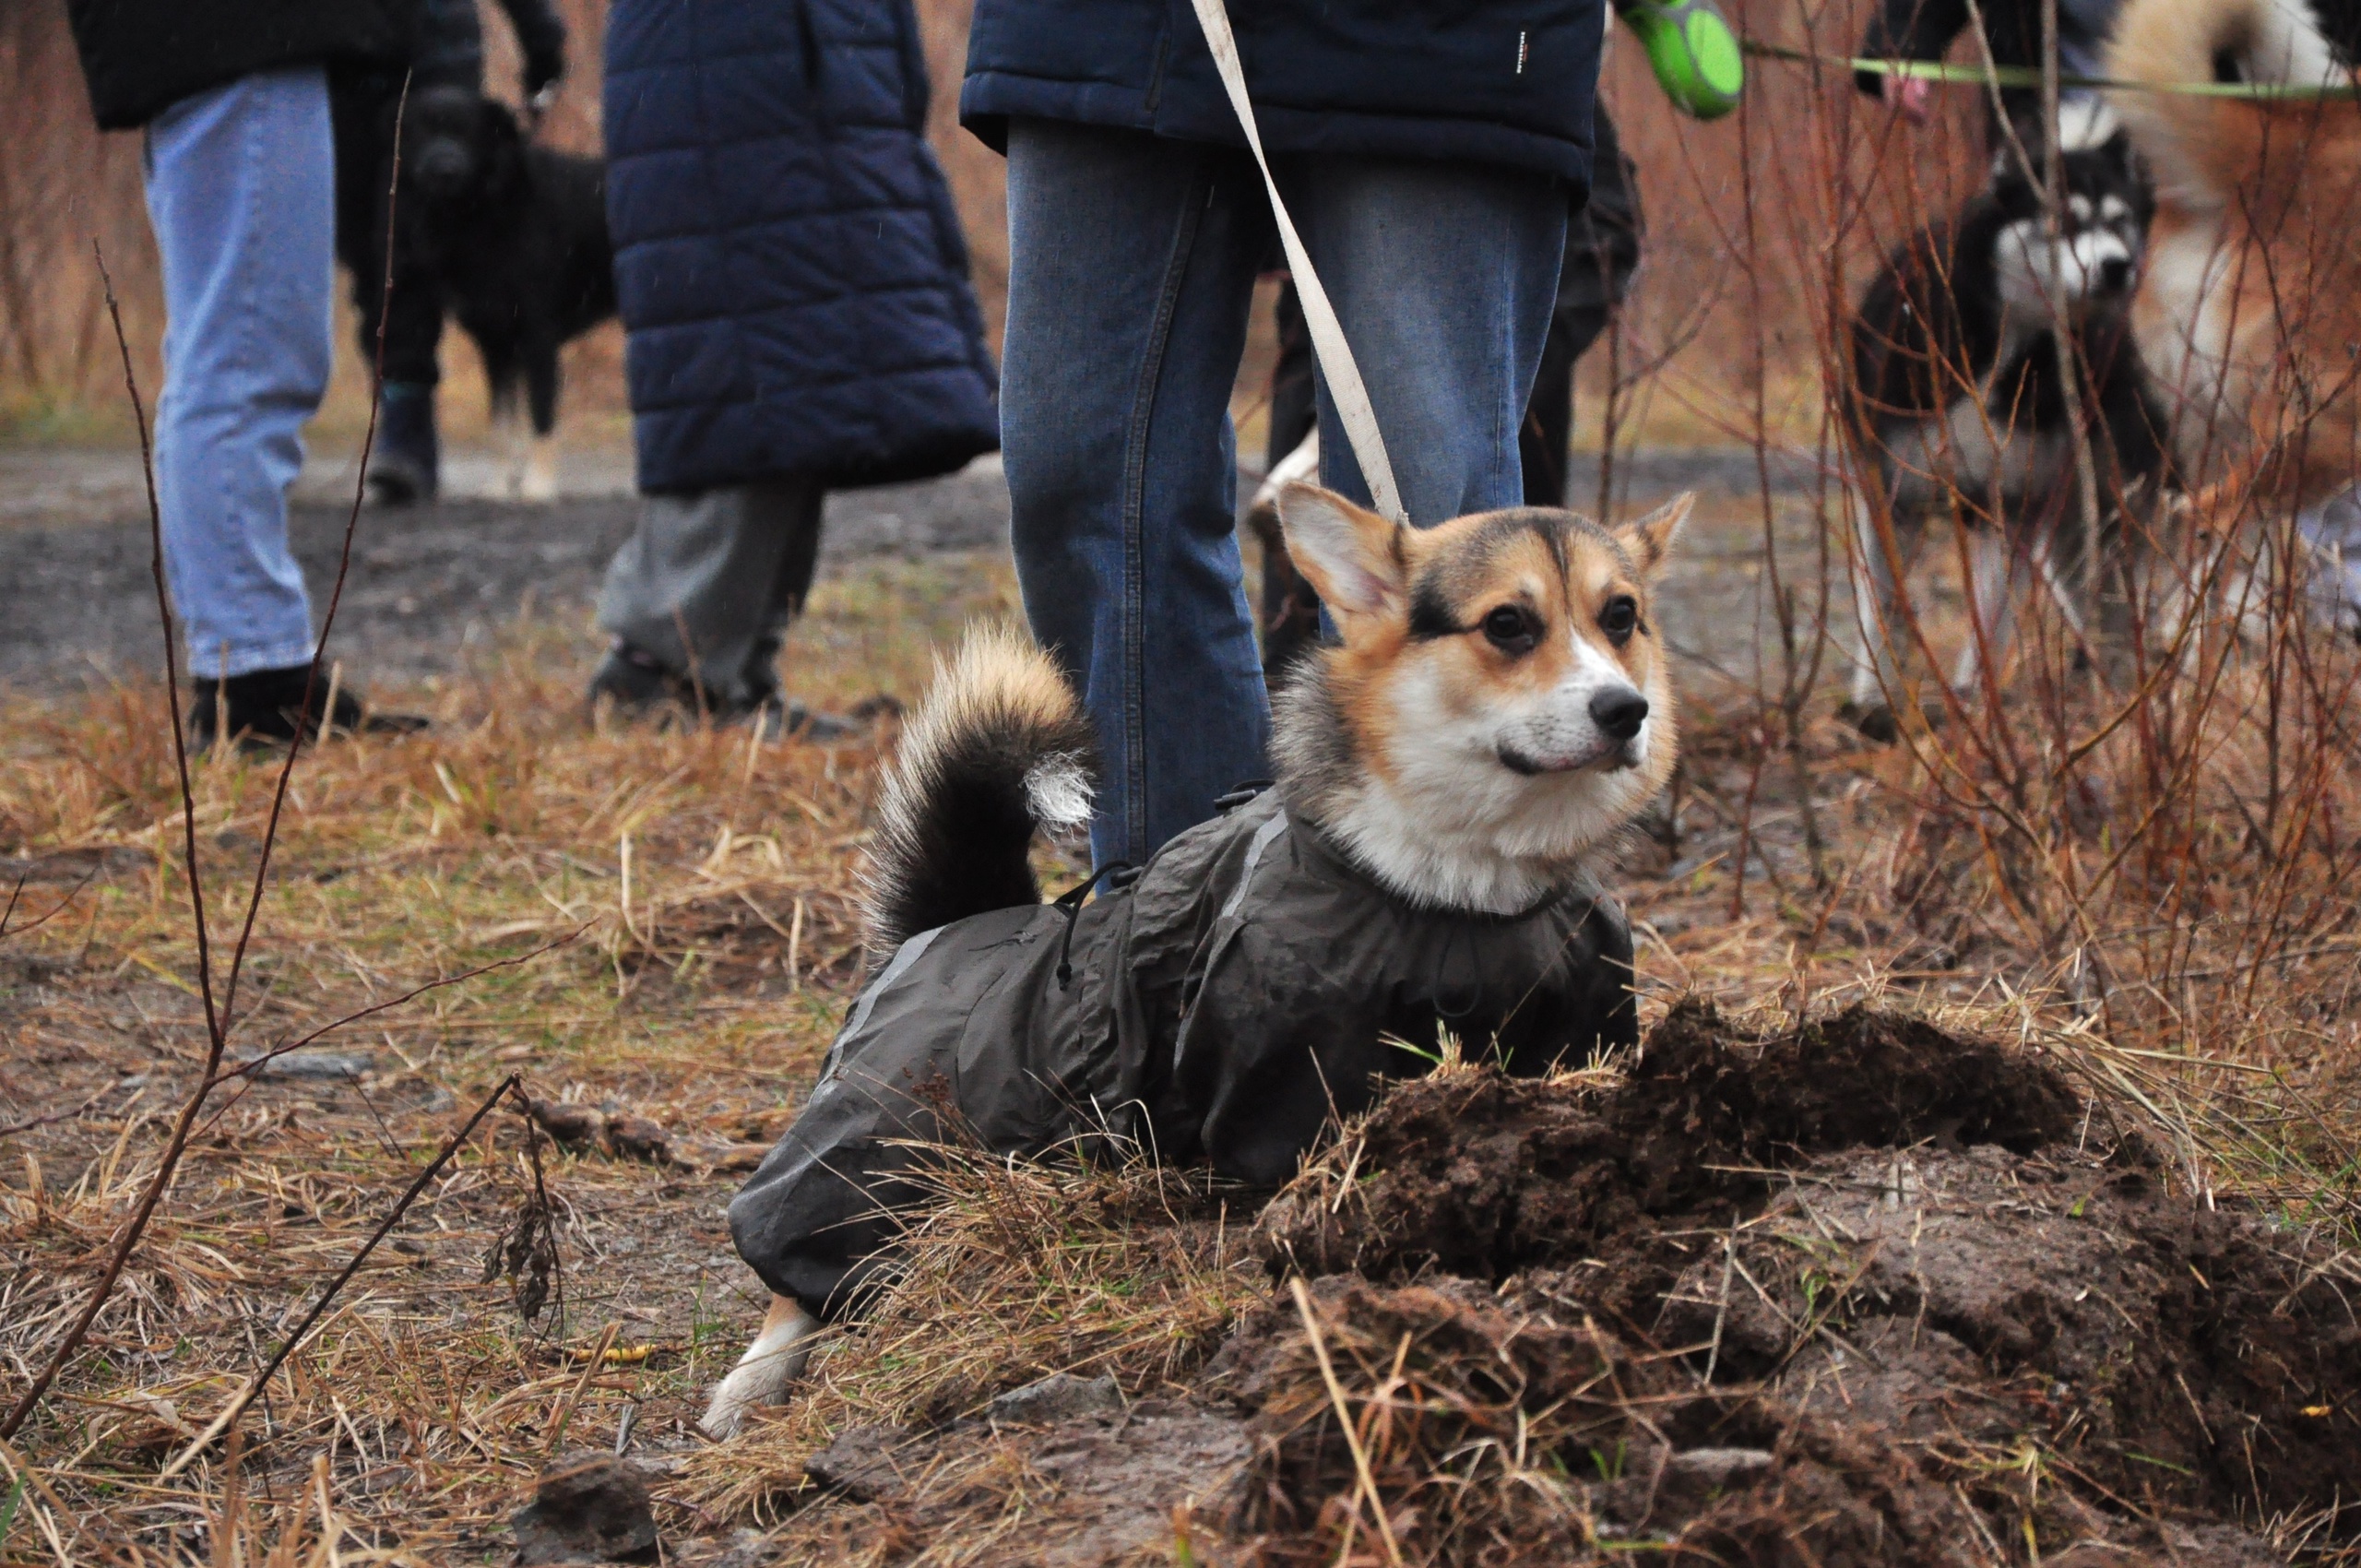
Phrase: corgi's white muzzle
[{"left": 1494, "top": 671, "right": 1652, "bottom": 776}]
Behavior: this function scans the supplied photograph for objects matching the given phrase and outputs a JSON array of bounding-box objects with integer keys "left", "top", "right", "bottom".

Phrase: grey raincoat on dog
[{"left": 730, "top": 790, "right": 1636, "bottom": 1317}]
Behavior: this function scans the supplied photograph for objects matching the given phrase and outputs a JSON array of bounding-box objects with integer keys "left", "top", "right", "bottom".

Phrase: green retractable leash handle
[{"left": 1615, "top": 0, "right": 1745, "bottom": 119}]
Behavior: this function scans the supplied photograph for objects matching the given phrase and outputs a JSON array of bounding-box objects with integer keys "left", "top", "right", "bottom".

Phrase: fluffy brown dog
[{"left": 2108, "top": 0, "right": 2361, "bottom": 514}]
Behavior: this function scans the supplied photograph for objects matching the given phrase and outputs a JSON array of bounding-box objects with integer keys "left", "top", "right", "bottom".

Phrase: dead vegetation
[
  {"left": 682, "top": 1146, "right": 1271, "bottom": 1525},
  {"left": 0, "top": 556, "right": 1023, "bottom": 1563},
  {"left": 6, "top": 501, "right": 2361, "bottom": 1562},
  {"left": 670, "top": 1005, "right": 2361, "bottom": 1566},
  {"left": 7, "top": 6, "right": 2361, "bottom": 1564}
]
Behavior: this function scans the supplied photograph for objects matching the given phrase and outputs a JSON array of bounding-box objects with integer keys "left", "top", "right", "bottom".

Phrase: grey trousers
[{"left": 595, "top": 478, "right": 825, "bottom": 709}]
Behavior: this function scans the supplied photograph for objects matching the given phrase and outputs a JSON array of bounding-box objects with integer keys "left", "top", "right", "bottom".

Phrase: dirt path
[
  {"left": 0, "top": 449, "right": 1015, "bottom": 690},
  {"left": 0, "top": 441, "right": 1842, "bottom": 696}
]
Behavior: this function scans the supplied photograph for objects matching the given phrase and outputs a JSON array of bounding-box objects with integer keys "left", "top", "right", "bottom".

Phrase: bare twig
[
  {"left": 0, "top": 867, "right": 98, "bottom": 944},
  {"left": 217, "top": 71, "right": 411, "bottom": 1035},
  {"left": 212, "top": 928, "right": 586, "bottom": 1089},
  {"left": 0, "top": 81, "right": 435, "bottom": 1446},
  {"left": 0, "top": 1087, "right": 112, "bottom": 1143},
  {"left": 0, "top": 249, "right": 223, "bottom": 1444}
]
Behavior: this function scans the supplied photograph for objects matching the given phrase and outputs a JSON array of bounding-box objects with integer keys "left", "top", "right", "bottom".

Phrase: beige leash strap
[{"left": 1187, "top": 0, "right": 1407, "bottom": 524}]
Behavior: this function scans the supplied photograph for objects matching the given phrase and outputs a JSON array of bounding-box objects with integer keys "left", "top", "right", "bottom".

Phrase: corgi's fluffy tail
[
  {"left": 862, "top": 624, "right": 1097, "bottom": 961},
  {"left": 2108, "top": 0, "right": 2352, "bottom": 208}
]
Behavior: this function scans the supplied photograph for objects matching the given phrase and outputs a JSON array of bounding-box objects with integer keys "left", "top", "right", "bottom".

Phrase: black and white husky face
[{"left": 1990, "top": 101, "right": 2153, "bottom": 313}]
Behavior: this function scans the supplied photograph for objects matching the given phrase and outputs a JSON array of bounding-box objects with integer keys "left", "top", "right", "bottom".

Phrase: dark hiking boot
[
  {"left": 591, "top": 641, "right": 882, "bottom": 742},
  {"left": 748, "top": 696, "right": 862, "bottom": 742},
  {"left": 742, "top": 650, "right": 894, "bottom": 742},
  {"left": 188, "top": 665, "right": 429, "bottom": 754},
  {"left": 587, "top": 642, "right": 696, "bottom": 720},
  {"left": 366, "top": 383, "right": 441, "bottom": 505}
]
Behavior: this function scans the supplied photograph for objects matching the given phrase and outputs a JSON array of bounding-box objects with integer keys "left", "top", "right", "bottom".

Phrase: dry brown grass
[
  {"left": 0, "top": 552, "right": 1026, "bottom": 1562},
  {"left": 3, "top": 524, "right": 2358, "bottom": 1562},
  {"left": 6, "top": 8, "right": 2361, "bottom": 1549},
  {"left": 681, "top": 1145, "right": 1270, "bottom": 1525}
]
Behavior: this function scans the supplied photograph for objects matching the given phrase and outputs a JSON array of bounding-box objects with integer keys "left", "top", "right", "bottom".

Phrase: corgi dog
[
  {"left": 1264, "top": 485, "right": 1687, "bottom": 915},
  {"left": 2107, "top": 0, "right": 2361, "bottom": 618},
  {"left": 700, "top": 482, "right": 1690, "bottom": 1438}
]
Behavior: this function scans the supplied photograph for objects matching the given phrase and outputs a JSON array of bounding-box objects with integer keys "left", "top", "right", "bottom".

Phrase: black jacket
[
  {"left": 961, "top": 0, "right": 1610, "bottom": 193},
  {"left": 415, "top": 0, "right": 567, "bottom": 97},
  {"left": 729, "top": 790, "right": 1636, "bottom": 1317},
  {"left": 67, "top": 0, "right": 414, "bottom": 131},
  {"left": 1852, "top": 0, "right": 2118, "bottom": 134}
]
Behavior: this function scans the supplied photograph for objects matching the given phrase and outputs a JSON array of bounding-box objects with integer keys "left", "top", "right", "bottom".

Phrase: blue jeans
[
  {"left": 1002, "top": 120, "right": 1565, "bottom": 868},
  {"left": 146, "top": 67, "right": 336, "bottom": 679}
]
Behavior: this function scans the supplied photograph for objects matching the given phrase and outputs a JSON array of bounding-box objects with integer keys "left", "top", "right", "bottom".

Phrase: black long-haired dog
[{"left": 395, "top": 84, "right": 616, "bottom": 501}]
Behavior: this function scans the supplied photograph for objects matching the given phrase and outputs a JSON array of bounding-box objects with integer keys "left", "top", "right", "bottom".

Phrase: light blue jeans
[
  {"left": 146, "top": 67, "right": 336, "bottom": 678},
  {"left": 1002, "top": 121, "right": 1566, "bottom": 868}
]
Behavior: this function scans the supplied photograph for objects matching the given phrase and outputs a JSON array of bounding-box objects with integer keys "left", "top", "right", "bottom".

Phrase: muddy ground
[
  {"left": 0, "top": 445, "right": 1821, "bottom": 693},
  {"left": 747, "top": 1006, "right": 2360, "bottom": 1566},
  {"left": 2, "top": 439, "right": 2153, "bottom": 1566},
  {"left": 0, "top": 463, "right": 1014, "bottom": 691}
]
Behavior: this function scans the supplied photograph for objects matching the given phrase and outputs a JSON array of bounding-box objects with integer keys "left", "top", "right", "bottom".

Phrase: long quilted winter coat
[
  {"left": 729, "top": 789, "right": 1637, "bottom": 1318},
  {"left": 602, "top": 0, "right": 1001, "bottom": 494}
]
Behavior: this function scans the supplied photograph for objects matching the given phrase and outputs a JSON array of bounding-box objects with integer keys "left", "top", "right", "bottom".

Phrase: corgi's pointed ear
[
  {"left": 1615, "top": 493, "right": 1692, "bottom": 578},
  {"left": 1275, "top": 482, "right": 1405, "bottom": 616}
]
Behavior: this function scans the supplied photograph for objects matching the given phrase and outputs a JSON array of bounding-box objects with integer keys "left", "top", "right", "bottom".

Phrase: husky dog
[
  {"left": 699, "top": 484, "right": 1690, "bottom": 1437},
  {"left": 1843, "top": 101, "right": 2171, "bottom": 739},
  {"left": 2107, "top": 0, "right": 2361, "bottom": 630}
]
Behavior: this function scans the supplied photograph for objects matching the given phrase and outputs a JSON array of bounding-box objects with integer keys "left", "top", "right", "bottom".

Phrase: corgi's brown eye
[
  {"left": 1599, "top": 595, "right": 1640, "bottom": 644},
  {"left": 1481, "top": 605, "right": 1539, "bottom": 654}
]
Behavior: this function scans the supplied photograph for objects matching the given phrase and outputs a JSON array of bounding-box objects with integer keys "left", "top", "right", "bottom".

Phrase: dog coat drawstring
[{"left": 1052, "top": 862, "right": 1137, "bottom": 989}]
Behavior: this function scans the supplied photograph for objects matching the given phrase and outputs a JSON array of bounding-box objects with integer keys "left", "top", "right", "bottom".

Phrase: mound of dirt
[
  {"left": 1255, "top": 1001, "right": 2087, "bottom": 1282},
  {"left": 1217, "top": 1004, "right": 2361, "bottom": 1564},
  {"left": 763, "top": 1004, "right": 2357, "bottom": 1565}
]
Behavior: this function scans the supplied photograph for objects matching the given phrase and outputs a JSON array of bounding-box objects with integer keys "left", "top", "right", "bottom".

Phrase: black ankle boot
[
  {"left": 188, "top": 666, "right": 428, "bottom": 754},
  {"left": 587, "top": 642, "right": 694, "bottom": 719},
  {"left": 366, "top": 383, "right": 441, "bottom": 505}
]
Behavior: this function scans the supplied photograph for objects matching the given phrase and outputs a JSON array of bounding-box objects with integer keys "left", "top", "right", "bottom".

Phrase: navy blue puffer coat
[
  {"left": 604, "top": 0, "right": 1001, "bottom": 494},
  {"left": 962, "top": 0, "right": 1608, "bottom": 194}
]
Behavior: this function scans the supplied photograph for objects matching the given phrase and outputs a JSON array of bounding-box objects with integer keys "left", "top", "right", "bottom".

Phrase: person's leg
[
  {"left": 1281, "top": 157, "right": 1566, "bottom": 525},
  {"left": 1265, "top": 283, "right": 1319, "bottom": 471},
  {"left": 1521, "top": 314, "right": 1582, "bottom": 508},
  {"left": 328, "top": 66, "right": 399, "bottom": 364},
  {"left": 368, "top": 264, "right": 448, "bottom": 502},
  {"left": 743, "top": 487, "right": 828, "bottom": 702},
  {"left": 146, "top": 66, "right": 335, "bottom": 683},
  {"left": 1003, "top": 120, "right": 1272, "bottom": 868},
  {"left": 330, "top": 66, "right": 445, "bottom": 502},
  {"left": 1532, "top": 113, "right": 1645, "bottom": 511},
  {"left": 593, "top": 479, "right": 823, "bottom": 714}
]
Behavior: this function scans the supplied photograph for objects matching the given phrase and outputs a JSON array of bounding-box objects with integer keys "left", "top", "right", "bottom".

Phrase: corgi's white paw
[{"left": 699, "top": 1299, "right": 823, "bottom": 1439}]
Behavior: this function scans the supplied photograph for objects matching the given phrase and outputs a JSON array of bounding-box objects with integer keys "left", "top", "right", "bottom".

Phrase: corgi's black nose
[{"left": 1590, "top": 688, "right": 1649, "bottom": 741}]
